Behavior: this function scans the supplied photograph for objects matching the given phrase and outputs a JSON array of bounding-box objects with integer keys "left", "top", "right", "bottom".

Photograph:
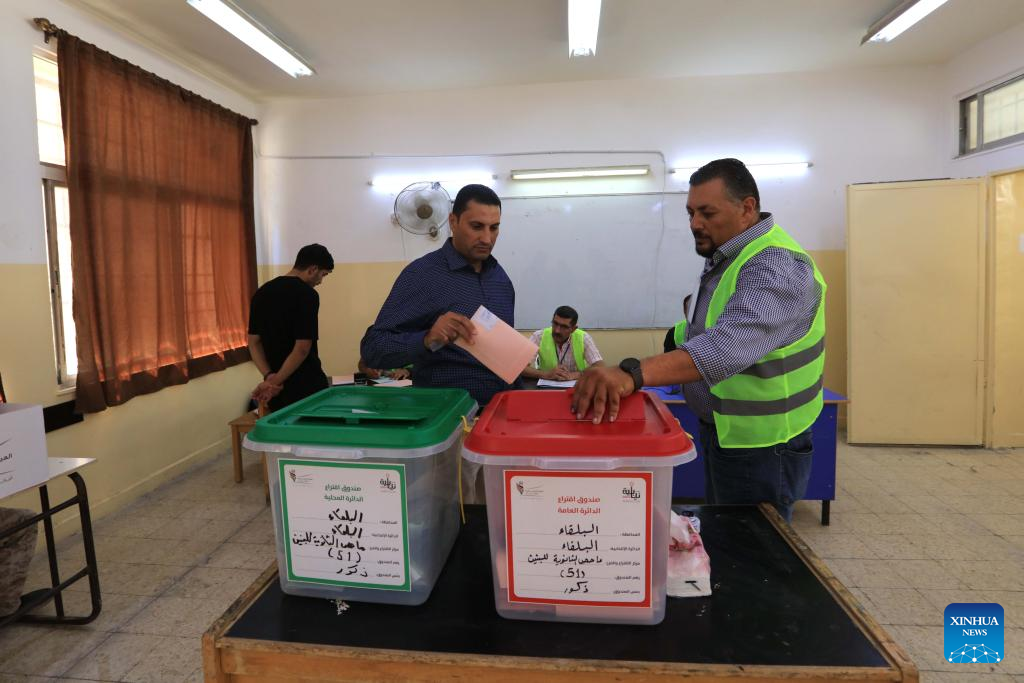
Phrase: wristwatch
[{"left": 619, "top": 358, "right": 644, "bottom": 392}]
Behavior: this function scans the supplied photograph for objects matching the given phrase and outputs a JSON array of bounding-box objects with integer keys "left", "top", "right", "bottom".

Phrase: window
[
  {"left": 34, "top": 53, "right": 77, "bottom": 387},
  {"left": 960, "top": 72, "right": 1024, "bottom": 155}
]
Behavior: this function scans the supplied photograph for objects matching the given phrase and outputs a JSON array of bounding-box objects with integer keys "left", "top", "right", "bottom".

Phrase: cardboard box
[{"left": 0, "top": 404, "right": 49, "bottom": 499}]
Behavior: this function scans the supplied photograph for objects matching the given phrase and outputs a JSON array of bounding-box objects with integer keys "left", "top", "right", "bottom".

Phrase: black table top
[{"left": 226, "top": 505, "right": 887, "bottom": 668}]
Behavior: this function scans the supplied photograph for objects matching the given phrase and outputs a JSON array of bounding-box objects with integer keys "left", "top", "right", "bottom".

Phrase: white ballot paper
[
  {"left": 454, "top": 306, "right": 538, "bottom": 384},
  {"left": 536, "top": 379, "right": 577, "bottom": 389}
]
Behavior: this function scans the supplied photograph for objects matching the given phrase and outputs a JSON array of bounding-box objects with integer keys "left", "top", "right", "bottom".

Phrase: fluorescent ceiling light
[
  {"left": 568, "top": 0, "right": 601, "bottom": 58},
  {"left": 187, "top": 0, "right": 314, "bottom": 77},
  {"left": 862, "top": 0, "right": 949, "bottom": 44},
  {"left": 511, "top": 165, "right": 649, "bottom": 180},
  {"left": 672, "top": 162, "right": 812, "bottom": 179},
  {"left": 370, "top": 171, "right": 495, "bottom": 193}
]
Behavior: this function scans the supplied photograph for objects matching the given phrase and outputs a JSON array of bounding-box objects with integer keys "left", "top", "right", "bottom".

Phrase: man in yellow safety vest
[
  {"left": 522, "top": 306, "right": 605, "bottom": 382},
  {"left": 573, "top": 159, "right": 825, "bottom": 522}
]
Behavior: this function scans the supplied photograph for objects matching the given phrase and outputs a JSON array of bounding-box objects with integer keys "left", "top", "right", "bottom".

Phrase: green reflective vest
[
  {"left": 672, "top": 320, "right": 688, "bottom": 347},
  {"left": 707, "top": 225, "right": 826, "bottom": 448},
  {"left": 538, "top": 328, "right": 588, "bottom": 371}
]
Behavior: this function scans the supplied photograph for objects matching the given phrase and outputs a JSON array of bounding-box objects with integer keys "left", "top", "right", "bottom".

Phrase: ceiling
[{"left": 67, "top": 0, "right": 1024, "bottom": 100}]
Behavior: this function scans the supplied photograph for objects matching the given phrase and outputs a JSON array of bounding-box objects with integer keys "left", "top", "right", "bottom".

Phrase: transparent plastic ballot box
[
  {"left": 463, "top": 390, "right": 695, "bottom": 625},
  {"left": 244, "top": 385, "right": 477, "bottom": 606}
]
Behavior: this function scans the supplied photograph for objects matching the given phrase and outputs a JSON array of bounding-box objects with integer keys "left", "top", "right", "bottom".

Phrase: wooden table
[
  {"left": 0, "top": 457, "right": 101, "bottom": 628},
  {"left": 203, "top": 504, "right": 916, "bottom": 682}
]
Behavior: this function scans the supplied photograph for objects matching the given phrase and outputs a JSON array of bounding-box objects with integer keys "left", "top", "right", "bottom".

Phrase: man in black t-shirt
[{"left": 247, "top": 244, "right": 334, "bottom": 410}]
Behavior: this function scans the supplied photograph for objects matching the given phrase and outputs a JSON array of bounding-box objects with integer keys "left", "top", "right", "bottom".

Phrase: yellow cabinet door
[
  {"left": 847, "top": 179, "right": 986, "bottom": 445},
  {"left": 988, "top": 169, "right": 1024, "bottom": 447}
]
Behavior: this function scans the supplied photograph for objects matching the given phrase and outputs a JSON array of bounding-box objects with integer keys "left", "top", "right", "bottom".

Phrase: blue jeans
[{"left": 699, "top": 422, "right": 814, "bottom": 523}]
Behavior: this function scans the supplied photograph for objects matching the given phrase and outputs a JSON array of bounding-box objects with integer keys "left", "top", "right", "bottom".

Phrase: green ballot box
[{"left": 244, "top": 386, "right": 477, "bottom": 606}]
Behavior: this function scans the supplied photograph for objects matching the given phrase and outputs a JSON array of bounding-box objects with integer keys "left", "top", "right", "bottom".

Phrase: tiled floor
[
  {"left": 790, "top": 442, "right": 1024, "bottom": 683},
  {"left": 0, "top": 453, "right": 274, "bottom": 683},
  {"left": 0, "top": 438, "right": 1022, "bottom": 682}
]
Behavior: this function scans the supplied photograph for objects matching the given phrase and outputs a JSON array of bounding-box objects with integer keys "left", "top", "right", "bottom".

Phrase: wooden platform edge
[
  {"left": 204, "top": 561, "right": 279, "bottom": 682},
  {"left": 215, "top": 635, "right": 906, "bottom": 682},
  {"left": 760, "top": 503, "right": 920, "bottom": 683},
  {"left": 201, "top": 520, "right": 918, "bottom": 682}
]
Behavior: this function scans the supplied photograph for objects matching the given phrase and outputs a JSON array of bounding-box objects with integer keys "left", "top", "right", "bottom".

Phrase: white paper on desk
[
  {"left": 331, "top": 374, "right": 355, "bottom": 386},
  {"left": 373, "top": 378, "right": 413, "bottom": 388},
  {"left": 536, "top": 378, "right": 577, "bottom": 388},
  {"left": 454, "top": 305, "right": 538, "bottom": 384}
]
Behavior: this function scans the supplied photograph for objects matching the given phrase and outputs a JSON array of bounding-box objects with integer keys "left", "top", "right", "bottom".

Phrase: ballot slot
[{"left": 504, "top": 390, "right": 645, "bottom": 422}]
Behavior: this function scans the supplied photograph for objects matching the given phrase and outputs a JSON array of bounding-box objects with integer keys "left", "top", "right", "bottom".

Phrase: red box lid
[{"left": 464, "top": 390, "right": 692, "bottom": 457}]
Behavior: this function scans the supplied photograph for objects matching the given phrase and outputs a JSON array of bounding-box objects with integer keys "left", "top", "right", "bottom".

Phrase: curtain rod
[{"left": 32, "top": 17, "right": 258, "bottom": 127}]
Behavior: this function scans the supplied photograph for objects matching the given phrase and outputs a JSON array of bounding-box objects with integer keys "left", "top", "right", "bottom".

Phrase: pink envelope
[{"left": 454, "top": 306, "right": 538, "bottom": 385}]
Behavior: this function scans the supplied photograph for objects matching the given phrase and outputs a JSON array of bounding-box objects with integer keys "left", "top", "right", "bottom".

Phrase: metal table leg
[{"left": 0, "top": 472, "right": 102, "bottom": 627}]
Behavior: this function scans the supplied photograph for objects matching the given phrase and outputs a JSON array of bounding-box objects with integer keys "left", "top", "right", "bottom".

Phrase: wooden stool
[
  {"left": 228, "top": 412, "right": 258, "bottom": 484},
  {"left": 228, "top": 404, "right": 271, "bottom": 505}
]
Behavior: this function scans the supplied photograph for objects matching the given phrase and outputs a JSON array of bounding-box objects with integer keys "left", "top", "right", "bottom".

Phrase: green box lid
[{"left": 247, "top": 386, "right": 477, "bottom": 450}]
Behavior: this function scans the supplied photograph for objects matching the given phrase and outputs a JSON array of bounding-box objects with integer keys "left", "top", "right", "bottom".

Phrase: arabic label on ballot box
[
  {"left": 505, "top": 470, "right": 652, "bottom": 607},
  {"left": 279, "top": 459, "right": 411, "bottom": 591}
]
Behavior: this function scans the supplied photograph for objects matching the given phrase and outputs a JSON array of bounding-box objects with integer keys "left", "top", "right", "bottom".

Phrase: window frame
[
  {"left": 41, "top": 169, "right": 76, "bottom": 390},
  {"left": 35, "top": 49, "right": 77, "bottom": 390},
  {"left": 959, "top": 71, "right": 1024, "bottom": 156}
]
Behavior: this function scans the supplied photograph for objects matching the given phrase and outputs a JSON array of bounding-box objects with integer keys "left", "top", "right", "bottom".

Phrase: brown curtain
[{"left": 58, "top": 34, "right": 257, "bottom": 414}]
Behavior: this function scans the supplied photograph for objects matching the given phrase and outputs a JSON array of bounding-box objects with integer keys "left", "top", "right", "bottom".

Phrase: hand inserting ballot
[{"left": 424, "top": 312, "right": 476, "bottom": 351}]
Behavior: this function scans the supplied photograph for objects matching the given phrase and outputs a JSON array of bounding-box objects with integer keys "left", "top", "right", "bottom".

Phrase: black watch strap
[
  {"left": 629, "top": 367, "right": 643, "bottom": 392},
  {"left": 620, "top": 358, "right": 643, "bottom": 392}
]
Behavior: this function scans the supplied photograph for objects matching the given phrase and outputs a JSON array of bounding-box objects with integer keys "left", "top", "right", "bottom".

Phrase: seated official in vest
[
  {"left": 522, "top": 306, "right": 604, "bottom": 381},
  {"left": 573, "top": 158, "right": 825, "bottom": 523}
]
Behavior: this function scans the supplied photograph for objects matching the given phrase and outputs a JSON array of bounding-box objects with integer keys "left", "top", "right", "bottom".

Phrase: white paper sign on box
[{"left": 0, "top": 404, "right": 49, "bottom": 499}]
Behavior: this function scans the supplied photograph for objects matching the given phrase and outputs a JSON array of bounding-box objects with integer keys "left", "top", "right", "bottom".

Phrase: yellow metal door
[{"left": 847, "top": 179, "right": 986, "bottom": 445}]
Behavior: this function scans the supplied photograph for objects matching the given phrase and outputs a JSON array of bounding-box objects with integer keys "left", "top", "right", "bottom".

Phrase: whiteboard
[{"left": 494, "top": 193, "right": 704, "bottom": 329}]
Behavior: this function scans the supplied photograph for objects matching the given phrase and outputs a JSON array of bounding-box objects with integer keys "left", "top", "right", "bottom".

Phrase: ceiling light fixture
[
  {"left": 862, "top": 0, "right": 950, "bottom": 44},
  {"left": 511, "top": 165, "right": 649, "bottom": 180},
  {"left": 186, "top": 0, "right": 314, "bottom": 77},
  {"left": 671, "top": 162, "right": 812, "bottom": 178},
  {"left": 568, "top": 0, "right": 601, "bottom": 58}
]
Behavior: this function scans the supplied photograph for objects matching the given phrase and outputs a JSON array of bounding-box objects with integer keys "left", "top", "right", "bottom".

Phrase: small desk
[
  {"left": 0, "top": 457, "right": 101, "bottom": 628},
  {"left": 203, "top": 505, "right": 915, "bottom": 682},
  {"left": 644, "top": 387, "right": 848, "bottom": 526}
]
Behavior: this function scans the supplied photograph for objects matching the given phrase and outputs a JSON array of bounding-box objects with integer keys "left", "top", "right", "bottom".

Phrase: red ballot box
[{"left": 463, "top": 390, "right": 695, "bottom": 625}]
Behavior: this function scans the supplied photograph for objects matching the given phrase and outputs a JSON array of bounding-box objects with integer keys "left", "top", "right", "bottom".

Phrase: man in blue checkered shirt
[
  {"left": 573, "top": 159, "right": 826, "bottom": 522},
  {"left": 362, "top": 184, "right": 516, "bottom": 502},
  {"left": 360, "top": 184, "right": 516, "bottom": 408}
]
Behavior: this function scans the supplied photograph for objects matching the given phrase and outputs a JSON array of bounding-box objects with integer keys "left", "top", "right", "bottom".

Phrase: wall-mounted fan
[{"left": 392, "top": 181, "right": 451, "bottom": 239}]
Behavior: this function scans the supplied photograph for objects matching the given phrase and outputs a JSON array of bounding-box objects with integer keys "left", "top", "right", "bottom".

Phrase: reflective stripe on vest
[
  {"left": 538, "top": 328, "right": 588, "bottom": 371},
  {"left": 706, "top": 224, "right": 827, "bottom": 448},
  {"left": 672, "top": 320, "right": 687, "bottom": 347}
]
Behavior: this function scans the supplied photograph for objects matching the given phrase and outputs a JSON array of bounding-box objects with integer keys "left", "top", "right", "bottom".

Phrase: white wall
[
  {"left": 257, "top": 65, "right": 948, "bottom": 265},
  {"left": 0, "top": 0, "right": 260, "bottom": 266},
  {"left": 946, "top": 21, "right": 1024, "bottom": 178}
]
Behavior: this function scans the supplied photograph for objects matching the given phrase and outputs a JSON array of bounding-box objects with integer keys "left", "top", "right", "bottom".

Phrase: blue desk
[{"left": 644, "top": 386, "right": 847, "bottom": 526}]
